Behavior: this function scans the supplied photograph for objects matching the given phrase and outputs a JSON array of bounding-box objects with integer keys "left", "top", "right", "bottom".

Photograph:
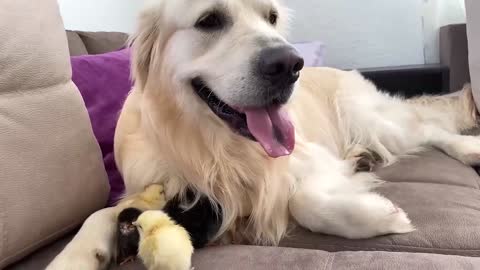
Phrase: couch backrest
[
  {"left": 67, "top": 30, "right": 129, "bottom": 56},
  {"left": 0, "top": 1, "right": 109, "bottom": 267}
]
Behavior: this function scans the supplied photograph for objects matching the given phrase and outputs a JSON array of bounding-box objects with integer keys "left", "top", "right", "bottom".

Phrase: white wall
[
  {"left": 58, "top": 0, "right": 466, "bottom": 69},
  {"left": 284, "top": 0, "right": 426, "bottom": 69},
  {"left": 58, "top": 0, "right": 144, "bottom": 33},
  {"left": 423, "top": 0, "right": 466, "bottom": 64}
]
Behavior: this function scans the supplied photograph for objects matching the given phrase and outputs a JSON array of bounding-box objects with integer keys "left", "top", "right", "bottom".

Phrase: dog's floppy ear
[{"left": 128, "top": 3, "right": 164, "bottom": 90}]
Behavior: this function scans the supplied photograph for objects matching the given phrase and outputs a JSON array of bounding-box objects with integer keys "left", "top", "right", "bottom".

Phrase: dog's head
[{"left": 131, "top": 0, "right": 304, "bottom": 158}]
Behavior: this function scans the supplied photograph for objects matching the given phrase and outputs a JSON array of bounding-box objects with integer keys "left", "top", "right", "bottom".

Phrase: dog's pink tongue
[{"left": 244, "top": 106, "right": 295, "bottom": 158}]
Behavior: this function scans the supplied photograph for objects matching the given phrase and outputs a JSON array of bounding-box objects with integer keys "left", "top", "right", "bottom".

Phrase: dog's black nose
[{"left": 258, "top": 46, "right": 304, "bottom": 84}]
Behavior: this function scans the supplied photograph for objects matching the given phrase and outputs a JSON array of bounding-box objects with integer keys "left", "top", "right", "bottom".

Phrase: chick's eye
[
  {"left": 269, "top": 11, "right": 278, "bottom": 25},
  {"left": 195, "top": 12, "right": 224, "bottom": 31}
]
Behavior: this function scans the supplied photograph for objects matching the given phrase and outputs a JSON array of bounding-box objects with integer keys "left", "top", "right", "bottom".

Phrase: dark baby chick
[{"left": 116, "top": 207, "right": 143, "bottom": 265}]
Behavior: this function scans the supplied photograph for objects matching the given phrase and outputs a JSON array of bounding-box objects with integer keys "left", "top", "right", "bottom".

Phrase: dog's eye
[
  {"left": 195, "top": 11, "right": 225, "bottom": 31},
  {"left": 268, "top": 11, "right": 278, "bottom": 25}
]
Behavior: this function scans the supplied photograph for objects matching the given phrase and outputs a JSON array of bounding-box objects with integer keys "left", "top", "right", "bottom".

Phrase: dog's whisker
[
  {"left": 207, "top": 91, "right": 214, "bottom": 100},
  {"left": 198, "top": 86, "right": 209, "bottom": 96}
]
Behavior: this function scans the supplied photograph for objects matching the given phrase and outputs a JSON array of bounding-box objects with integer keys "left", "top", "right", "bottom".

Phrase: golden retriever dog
[{"left": 48, "top": 0, "right": 479, "bottom": 268}]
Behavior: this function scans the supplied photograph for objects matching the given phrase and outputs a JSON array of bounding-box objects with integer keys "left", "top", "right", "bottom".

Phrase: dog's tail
[{"left": 407, "top": 84, "right": 478, "bottom": 132}]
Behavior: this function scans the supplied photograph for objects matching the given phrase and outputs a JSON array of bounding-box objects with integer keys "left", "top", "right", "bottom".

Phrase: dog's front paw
[
  {"left": 358, "top": 193, "right": 415, "bottom": 237},
  {"left": 332, "top": 192, "right": 415, "bottom": 239},
  {"left": 46, "top": 208, "right": 117, "bottom": 270},
  {"left": 383, "top": 205, "right": 416, "bottom": 235},
  {"left": 46, "top": 244, "right": 112, "bottom": 270}
]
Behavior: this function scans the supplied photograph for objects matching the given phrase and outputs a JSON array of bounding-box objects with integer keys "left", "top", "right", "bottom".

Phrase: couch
[{"left": 2, "top": 1, "right": 480, "bottom": 269}]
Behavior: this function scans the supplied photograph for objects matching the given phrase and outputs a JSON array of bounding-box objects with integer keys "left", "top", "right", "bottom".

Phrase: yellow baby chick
[
  {"left": 134, "top": 210, "right": 194, "bottom": 270},
  {"left": 118, "top": 184, "right": 167, "bottom": 212}
]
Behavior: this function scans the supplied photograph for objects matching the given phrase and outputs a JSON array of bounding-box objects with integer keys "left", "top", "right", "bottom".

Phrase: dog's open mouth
[{"left": 191, "top": 77, "right": 295, "bottom": 158}]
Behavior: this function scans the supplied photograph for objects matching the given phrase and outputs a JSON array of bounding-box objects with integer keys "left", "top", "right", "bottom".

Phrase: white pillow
[{"left": 292, "top": 41, "right": 325, "bottom": 67}]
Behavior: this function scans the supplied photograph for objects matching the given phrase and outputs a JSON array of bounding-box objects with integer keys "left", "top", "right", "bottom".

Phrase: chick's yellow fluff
[
  {"left": 136, "top": 210, "right": 194, "bottom": 270},
  {"left": 118, "top": 184, "right": 167, "bottom": 212}
]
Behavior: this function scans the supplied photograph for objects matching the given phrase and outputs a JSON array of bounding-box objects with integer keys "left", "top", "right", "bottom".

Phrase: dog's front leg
[
  {"left": 46, "top": 184, "right": 166, "bottom": 270},
  {"left": 45, "top": 207, "right": 118, "bottom": 270},
  {"left": 289, "top": 143, "right": 414, "bottom": 239}
]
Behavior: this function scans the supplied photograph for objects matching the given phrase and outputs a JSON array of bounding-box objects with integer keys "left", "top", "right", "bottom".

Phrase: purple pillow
[
  {"left": 71, "top": 48, "right": 132, "bottom": 205},
  {"left": 293, "top": 41, "right": 325, "bottom": 67}
]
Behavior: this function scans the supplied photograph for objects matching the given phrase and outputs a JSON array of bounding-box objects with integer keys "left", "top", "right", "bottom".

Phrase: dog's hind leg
[
  {"left": 289, "top": 143, "right": 414, "bottom": 239},
  {"left": 402, "top": 86, "right": 480, "bottom": 165},
  {"left": 419, "top": 124, "right": 480, "bottom": 165},
  {"left": 360, "top": 84, "right": 480, "bottom": 166},
  {"left": 46, "top": 184, "right": 166, "bottom": 270},
  {"left": 406, "top": 85, "right": 478, "bottom": 133}
]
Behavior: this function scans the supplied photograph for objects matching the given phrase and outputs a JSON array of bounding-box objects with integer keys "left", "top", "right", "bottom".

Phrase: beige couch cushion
[
  {"left": 7, "top": 236, "right": 480, "bottom": 270},
  {"left": 466, "top": 0, "right": 480, "bottom": 106},
  {"left": 65, "top": 30, "right": 129, "bottom": 56},
  {"left": 76, "top": 31, "right": 129, "bottom": 55},
  {"left": 66, "top": 31, "right": 89, "bottom": 56},
  {"left": 281, "top": 150, "right": 480, "bottom": 257},
  {"left": 0, "top": 0, "right": 109, "bottom": 268},
  {"left": 192, "top": 246, "right": 480, "bottom": 270},
  {"left": 8, "top": 150, "right": 480, "bottom": 270}
]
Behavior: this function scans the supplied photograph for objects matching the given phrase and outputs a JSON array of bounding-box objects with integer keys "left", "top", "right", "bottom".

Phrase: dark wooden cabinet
[{"left": 356, "top": 64, "right": 450, "bottom": 98}]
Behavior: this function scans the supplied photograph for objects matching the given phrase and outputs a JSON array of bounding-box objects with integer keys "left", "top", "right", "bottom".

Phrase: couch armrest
[
  {"left": 0, "top": 1, "right": 109, "bottom": 267},
  {"left": 440, "top": 23, "right": 470, "bottom": 92}
]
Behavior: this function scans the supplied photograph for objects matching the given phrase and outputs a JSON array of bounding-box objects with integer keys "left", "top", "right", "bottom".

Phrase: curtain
[{"left": 465, "top": 0, "right": 480, "bottom": 106}]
